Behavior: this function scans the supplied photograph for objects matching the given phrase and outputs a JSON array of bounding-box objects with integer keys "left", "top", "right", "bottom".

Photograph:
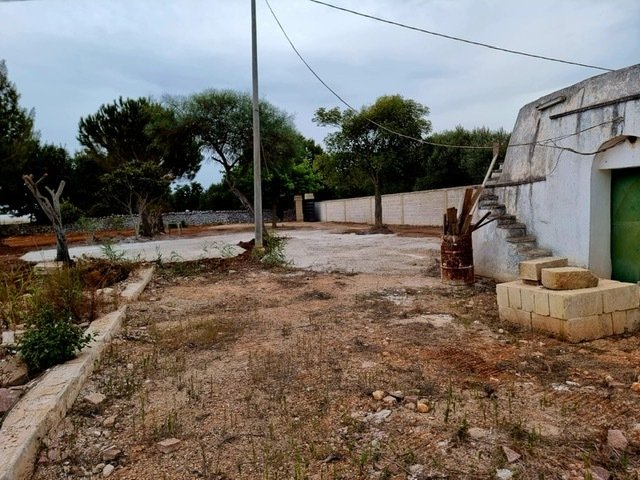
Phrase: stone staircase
[{"left": 478, "top": 163, "right": 552, "bottom": 263}]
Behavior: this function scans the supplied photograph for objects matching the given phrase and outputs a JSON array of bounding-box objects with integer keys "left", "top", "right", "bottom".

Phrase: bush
[
  {"left": 18, "top": 306, "right": 94, "bottom": 374},
  {"left": 257, "top": 232, "right": 291, "bottom": 267}
]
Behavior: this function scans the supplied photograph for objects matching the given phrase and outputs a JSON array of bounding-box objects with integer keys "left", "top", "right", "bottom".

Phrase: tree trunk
[
  {"left": 140, "top": 210, "right": 152, "bottom": 237},
  {"left": 373, "top": 179, "right": 383, "bottom": 228},
  {"left": 54, "top": 226, "right": 72, "bottom": 264},
  {"left": 226, "top": 179, "right": 268, "bottom": 236}
]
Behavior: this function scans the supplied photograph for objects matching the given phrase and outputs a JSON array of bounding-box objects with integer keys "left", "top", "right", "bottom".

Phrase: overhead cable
[
  {"left": 264, "top": 0, "right": 493, "bottom": 150},
  {"left": 308, "top": 0, "right": 613, "bottom": 72}
]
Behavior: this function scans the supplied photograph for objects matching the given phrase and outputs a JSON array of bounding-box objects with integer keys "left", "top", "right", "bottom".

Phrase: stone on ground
[
  {"left": 607, "top": 429, "right": 628, "bottom": 450},
  {"left": 0, "top": 387, "right": 21, "bottom": 413},
  {"left": 0, "top": 355, "right": 28, "bottom": 387},
  {"left": 157, "top": 438, "right": 182, "bottom": 454},
  {"left": 541, "top": 267, "right": 598, "bottom": 290},
  {"left": 519, "top": 257, "right": 568, "bottom": 283},
  {"left": 84, "top": 392, "right": 106, "bottom": 405}
]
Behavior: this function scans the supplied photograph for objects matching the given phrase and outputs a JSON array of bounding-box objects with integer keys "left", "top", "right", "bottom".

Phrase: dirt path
[{"left": 31, "top": 258, "right": 640, "bottom": 480}]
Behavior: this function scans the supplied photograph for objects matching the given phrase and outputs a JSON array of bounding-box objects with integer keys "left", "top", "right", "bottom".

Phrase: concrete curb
[{"left": 0, "top": 265, "right": 155, "bottom": 480}]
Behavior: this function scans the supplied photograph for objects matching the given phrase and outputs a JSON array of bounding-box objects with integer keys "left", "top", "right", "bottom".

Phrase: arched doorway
[{"left": 590, "top": 135, "right": 640, "bottom": 280}]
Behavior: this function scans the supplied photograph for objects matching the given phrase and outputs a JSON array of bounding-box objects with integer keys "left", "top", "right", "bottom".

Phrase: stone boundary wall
[
  {"left": 314, "top": 185, "right": 476, "bottom": 226},
  {"left": 0, "top": 210, "right": 273, "bottom": 237}
]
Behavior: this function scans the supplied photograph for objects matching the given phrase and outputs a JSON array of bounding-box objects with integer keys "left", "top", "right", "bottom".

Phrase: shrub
[
  {"left": 256, "top": 232, "right": 291, "bottom": 267},
  {"left": 18, "top": 306, "right": 94, "bottom": 374}
]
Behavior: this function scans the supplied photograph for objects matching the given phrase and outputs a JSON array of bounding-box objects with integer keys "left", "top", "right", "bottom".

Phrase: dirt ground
[{"left": 28, "top": 252, "right": 640, "bottom": 480}]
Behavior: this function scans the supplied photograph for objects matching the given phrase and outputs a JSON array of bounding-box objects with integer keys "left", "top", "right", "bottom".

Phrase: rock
[
  {"left": 590, "top": 466, "right": 610, "bottom": 480},
  {"left": 495, "top": 468, "right": 513, "bottom": 480},
  {"left": 389, "top": 390, "right": 404, "bottom": 400},
  {"left": 382, "top": 395, "right": 397, "bottom": 406},
  {"left": 93, "top": 463, "right": 105, "bottom": 474},
  {"left": 103, "top": 415, "right": 117, "bottom": 428},
  {"left": 102, "top": 464, "right": 115, "bottom": 477},
  {"left": 47, "top": 448, "right": 61, "bottom": 462},
  {"left": 404, "top": 402, "right": 416, "bottom": 411},
  {"left": 416, "top": 402, "right": 429, "bottom": 413},
  {"left": 0, "top": 387, "right": 20, "bottom": 414},
  {"left": 468, "top": 427, "right": 489, "bottom": 439},
  {"left": 101, "top": 446, "right": 121, "bottom": 462},
  {"left": 372, "top": 390, "right": 386, "bottom": 401},
  {"left": 502, "top": 446, "right": 521, "bottom": 463},
  {"left": 0, "top": 356, "right": 29, "bottom": 387},
  {"left": 84, "top": 392, "right": 106, "bottom": 405},
  {"left": 607, "top": 429, "right": 628, "bottom": 450},
  {"left": 368, "top": 409, "right": 392, "bottom": 424},
  {"left": 519, "top": 257, "right": 568, "bottom": 283},
  {"left": 404, "top": 395, "right": 419, "bottom": 404},
  {"left": 157, "top": 437, "right": 181, "bottom": 454},
  {"left": 541, "top": 267, "right": 598, "bottom": 290},
  {"left": 630, "top": 382, "right": 640, "bottom": 393},
  {"left": 1, "top": 330, "right": 16, "bottom": 346}
]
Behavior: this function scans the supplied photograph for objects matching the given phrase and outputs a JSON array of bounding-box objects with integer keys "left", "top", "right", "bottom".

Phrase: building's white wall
[{"left": 488, "top": 64, "right": 640, "bottom": 280}]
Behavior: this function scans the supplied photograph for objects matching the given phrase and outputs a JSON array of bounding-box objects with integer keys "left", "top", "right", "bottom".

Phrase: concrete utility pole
[{"left": 251, "top": 0, "right": 263, "bottom": 248}]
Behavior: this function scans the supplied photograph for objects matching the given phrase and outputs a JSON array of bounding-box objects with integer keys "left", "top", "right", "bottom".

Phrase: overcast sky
[{"left": 1, "top": 0, "right": 638, "bottom": 187}]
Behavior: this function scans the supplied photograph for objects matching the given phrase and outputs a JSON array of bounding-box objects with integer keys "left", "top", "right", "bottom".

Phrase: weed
[
  {"left": 454, "top": 416, "right": 470, "bottom": 442},
  {"left": 150, "top": 409, "right": 181, "bottom": 441},
  {"left": 255, "top": 232, "right": 291, "bottom": 268},
  {"left": 18, "top": 306, "right": 95, "bottom": 374},
  {"left": 100, "top": 239, "right": 126, "bottom": 262}
]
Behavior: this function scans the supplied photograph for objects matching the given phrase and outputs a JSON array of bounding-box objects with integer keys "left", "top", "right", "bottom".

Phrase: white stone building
[{"left": 474, "top": 64, "right": 640, "bottom": 282}]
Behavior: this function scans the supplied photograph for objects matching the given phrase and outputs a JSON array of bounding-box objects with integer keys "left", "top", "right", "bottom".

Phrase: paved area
[{"left": 21, "top": 227, "right": 440, "bottom": 274}]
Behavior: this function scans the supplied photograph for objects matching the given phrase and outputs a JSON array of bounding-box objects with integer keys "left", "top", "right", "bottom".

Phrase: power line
[
  {"left": 265, "top": 0, "right": 622, "bottom": 156},
  {"left": 308, "top": 0, "right": 614, "bottom": 72},
  {"left": 264, "top": 0, "right": 493, "bottom": 150}
]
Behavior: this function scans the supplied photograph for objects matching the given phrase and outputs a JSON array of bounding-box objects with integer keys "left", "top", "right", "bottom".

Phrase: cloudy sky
[{"left": 0, "top": 0, "right": 638, "bottom": 186}]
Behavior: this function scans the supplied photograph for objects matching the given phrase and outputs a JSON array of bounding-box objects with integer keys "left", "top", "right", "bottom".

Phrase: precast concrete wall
[{"left": 314, "top": 186, "right": 475, "bottom": 226}]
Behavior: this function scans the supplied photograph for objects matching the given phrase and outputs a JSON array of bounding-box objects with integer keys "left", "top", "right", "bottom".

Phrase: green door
[{"left": 611, "top": 167, "right": 640, "bottom": 282}]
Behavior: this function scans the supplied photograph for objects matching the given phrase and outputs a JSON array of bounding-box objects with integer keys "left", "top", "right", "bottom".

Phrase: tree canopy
[
  {"left": 314, "top": 94, "right": 431, "bottom": 227},
  {"left": 77, "top": 97, "right": 200, "bottom": 235},
  {"left": 0, "top": 60, "right": 38, "bottom": 214},
  {"left": 168, "top": 90, "right": 314, "bottom": 219}
]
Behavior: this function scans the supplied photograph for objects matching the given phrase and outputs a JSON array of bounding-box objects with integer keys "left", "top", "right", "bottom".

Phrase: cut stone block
[
  {"left": 564, "top": 314, "right": 614, "bottom": 342},
  {"left": 533, "top": 290, "right": 550, "bottom": 316},
  {"left": 541, "top": 267, "right": 598, "bottom": 290},
  {"left": 496, "top": 283, "right": 509, "bottom": 308},
  {"left": 601, "top": 282, "right": 640, "bottom": 313},
  {"left": 531, "top": 313, "right": 563, "bottom": 337},
  {"left": 548, "top": 288, "right": 603, "bottom": 319},
  {"left": 519, "top": 257, "right": 568, "bottom": 283},
  {"left": 612, "top": 309, "right": 640, "bottom": 335},
  {"left": 520, "top": 288, "right": 535, "bottom": 312}
]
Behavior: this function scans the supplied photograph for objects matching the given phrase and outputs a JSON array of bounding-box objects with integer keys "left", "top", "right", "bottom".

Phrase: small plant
[
  {"left": 17, "top": 306, "right": 94, "bottom": 374},
  {"left": 256, "top": 232, "right": 291, "bottom": 267},
  {"left": 100, "top": 239, "right": 126, "bottom": 262}
]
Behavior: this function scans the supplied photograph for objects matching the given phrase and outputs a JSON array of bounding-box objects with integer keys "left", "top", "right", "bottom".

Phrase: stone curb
[{"left": 0, "top": 266, "right": 155, "bottom": 480}]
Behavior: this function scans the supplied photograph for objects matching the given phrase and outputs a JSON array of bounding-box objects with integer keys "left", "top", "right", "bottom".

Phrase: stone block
[
  {"left": 519, "top": 257, "right": 568, "bottom": 283},
  {"left": 496, "top": 283, "right": 509, "bottom": 308},
  {"left": 534, "top": 290, "right": 550, "bottom": 316},
  {"left": 541, "top": 267, "right": 599, "bottom": 290},
  {"left": 601, "top": 283, "right": 639, "bottom": 313},
  {"left": 499, "top": 307, "right": 531, "bottom": 330},
  {"left": 564, "top": 314, "right": 613, "bottom": 342},
  {"left": 531, "top": 313, "right": 564, "bottom": 337},
  {"left": 612, "top": 309, "right": 640, "bottom": 335},
  {"left": 548, "top": 289, "right": 603, "bottom": 319},
  {"left": 521, "top": 288, "right": 535, "bottom": 312},
  {"left": 508, "top": 285, "right": 522, "bottom": 309}
]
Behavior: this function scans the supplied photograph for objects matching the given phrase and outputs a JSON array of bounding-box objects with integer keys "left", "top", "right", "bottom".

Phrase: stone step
[
  {"left": 479, "top": 193, "right": 498, "bottom": 202},
  {"left": 506, "top": 235, "right": 537, "bottom": 244},
  {"left": 496, "top": 214, "right": 516, "bottom": 226},
  {"left": 521, "top": 248, "right": 553, "bottom": 259},
  {"left": 498, "top": 223, "right": 526, "bottom": 238}
]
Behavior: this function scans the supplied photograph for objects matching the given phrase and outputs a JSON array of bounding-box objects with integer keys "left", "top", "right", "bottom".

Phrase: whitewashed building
[{"left": 474, "top": 64, "right": 640, "bottom": 282}]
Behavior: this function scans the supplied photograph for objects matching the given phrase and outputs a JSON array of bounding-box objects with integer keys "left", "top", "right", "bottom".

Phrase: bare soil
[{"left": 29, "top": 256, "right": 640, "bottom": 480}]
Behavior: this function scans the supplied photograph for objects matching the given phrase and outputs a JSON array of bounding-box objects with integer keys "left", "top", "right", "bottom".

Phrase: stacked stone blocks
[{"left": 497, "top": 257, "right": 640, "bottom": 342}]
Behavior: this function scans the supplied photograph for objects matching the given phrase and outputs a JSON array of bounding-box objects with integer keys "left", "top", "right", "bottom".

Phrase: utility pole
[{"left": 251, "top": 0, "right": 263, "bottom": 248}]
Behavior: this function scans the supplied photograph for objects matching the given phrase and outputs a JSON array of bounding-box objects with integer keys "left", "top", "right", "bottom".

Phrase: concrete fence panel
[{"left": 315, "top": 185, "right": 475, "bottom": 226}]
